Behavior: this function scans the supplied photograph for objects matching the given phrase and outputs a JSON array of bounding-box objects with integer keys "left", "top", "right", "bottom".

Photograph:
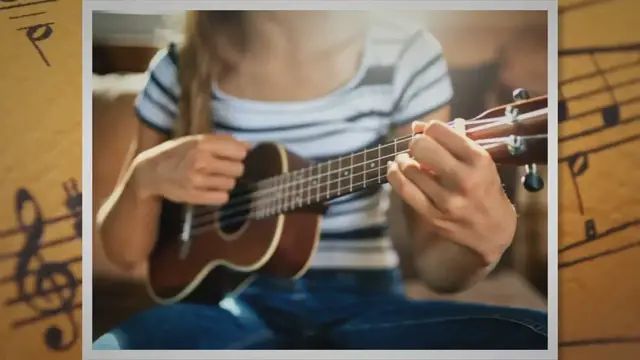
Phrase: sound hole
[{"left": 217, "top": 182, "right": 253, "bottom": 236}]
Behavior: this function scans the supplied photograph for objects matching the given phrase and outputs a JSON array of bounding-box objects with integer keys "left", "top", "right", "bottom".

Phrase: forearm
[
  {"left": 97, "top": 158, "right": 162, "bottom": 273},
  {"left": 403, "top": 204, "right": 498, "bottom": 293}
]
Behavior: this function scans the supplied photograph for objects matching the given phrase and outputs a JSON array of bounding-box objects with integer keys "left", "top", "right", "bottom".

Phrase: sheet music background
[
  {"left": 0, "top": 0, "right": 638, "bottom": 358},
  {"left": 558, "top": 0, "right": 640, "bottom": 358},
  {"left": 0, "top": 0, "right": 82, "bottom": 358}
]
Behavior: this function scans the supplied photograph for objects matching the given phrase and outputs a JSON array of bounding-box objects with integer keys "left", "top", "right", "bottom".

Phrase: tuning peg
[
  {"left": 521, "top": 164, "right": 544, "bottom": 193},
  {"left": 513, "top": 88, "right": 530, "bottom": 101},
  {"left": 512, "top": 88, "right": 541, "bottom": 192}
]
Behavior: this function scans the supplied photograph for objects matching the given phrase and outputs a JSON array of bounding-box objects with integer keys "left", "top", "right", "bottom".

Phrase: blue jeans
[{"left": 93, "top": 269, "right": 547, "bottom": 349}]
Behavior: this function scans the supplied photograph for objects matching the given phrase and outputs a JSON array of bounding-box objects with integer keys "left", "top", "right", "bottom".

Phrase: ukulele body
[
  {"left": 146, "top": 143, "right": 324, "bottom": 305},
  {"left": 145, "top": 94, "right": 549, "bottom": 305}
]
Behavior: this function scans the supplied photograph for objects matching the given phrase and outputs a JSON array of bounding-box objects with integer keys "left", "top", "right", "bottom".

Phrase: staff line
[
  {"left": 559, "top": 239, "right": 640, "bottom": 269},
  {"left": 0, "top": 212, "right": 78, "bottom": 239},
  {"left": 558, "top": 0, "right": 616, "bottom": 14},
  {"left": 559, "top": 132, "right": 640, "bottom": 163},
  {"left": 560, "top": 43, "right": 640, "bottom": 56},
  {"left": 12, "top": 303, "right": 81, "bottom": 328},
  {"left": 560, "top": 57, "right": 640, "bottom": 86},
  {"left": 560, "top": 335, "right": 640, "bottom": 347},
  {"left": 5, "top": 278, "right": 84, "bottom": 306},
  {"left": 0, "top": 0, "right": 57, "bottom": 11},
  {"left": 560, "top": 95, "right": 640, "bottom": 124},
  {"left": 0, "top": 234, "right": 78, "bottom": 261},
  {"left": 560, "top": 115, "right": 640, "bottom": 143},
  {"left": 559, "top": 219, "right": 640, "bottom": 253},
  {"left": 561, "top": 76, "right": 640, "bottom": 104},
  {"left": 0, "top": 256, "right": 81, "bottom": 285}
]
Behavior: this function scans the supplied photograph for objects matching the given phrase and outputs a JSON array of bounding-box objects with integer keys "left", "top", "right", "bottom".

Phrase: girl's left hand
[{"left": 387, "top": 120, "right": 517, "bottom": 265}]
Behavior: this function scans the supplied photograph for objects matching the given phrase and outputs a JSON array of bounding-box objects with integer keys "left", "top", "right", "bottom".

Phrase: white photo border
[{"left": 83, "top": 1, "right": 559, "bottom": 359}]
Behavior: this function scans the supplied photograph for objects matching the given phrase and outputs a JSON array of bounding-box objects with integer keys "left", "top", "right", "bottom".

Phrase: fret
[
  {"left": 266, "top": 178, "right": 275, "bottom": 217},
  {"left": 292, "top": 171, "right": 298, "bottom": 209},
  {"left": 310, "top": 163, "right": 320, "bottom": 203},
  {"left": 268, "top": 179, "right": 276, "bottom": 216},
  {"left": 363, "top": 149, "right": 367, "bottom": 185},
  {"left": 275, "top": 175, "right": 282, "bottom": 214},
  {"left": 351, "top": 150, "right": 365, "bottom": 192},
  {"left": 286, "top": 173, "right": 293, "bottom": 211},
  {"left": 294, "top": 170, "right": 304, "bottom": 209},
  {"left": 289, "top": 172, "right": 296, "bottom": 211},
  {"left": 291, "top": 171, "right": 298, "bottom": 210},
  {"left": 380, "top": 140, "right": 397, "bottom": 173},
  {"left": 336, "top": 157, "right": 342, "bottom": 196},
  {"left": 327, "top": 159, "right": 340, "bottom": 198},
  {"left": 338, "top": 155, "right": 351, "bottom": 197},
  {"left": 349, "top": 152, "right": 354, "bottom": 192},
  {"left": 323, "top": 161, "right": 331, "bottom": 199},
  {"left": 282, "top": 173, "right": 290, "bottom": 212},
  {"left": 255, "top": 181, "right": 264, "bottom": 218},
  {"left": 377, "top": 143, "right": 381, "bottom": 183},
  {"left": 270, "top": 177, "right": 278, "bottom": 216},
  {"left": 285, "top": 172, "right": 292, "bottom": 211},
  {"left": 363, "top": 147, "right": 380, "bottom": 187},
  {"left": 397, "top": 136, "right": 411, "bottom": 157},
  {"left": 306, "top": 166, "right": 312, "bottom": 206}
]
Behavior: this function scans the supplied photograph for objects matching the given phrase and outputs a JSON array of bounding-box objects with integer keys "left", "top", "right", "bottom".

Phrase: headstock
[{"left": 465, "top": 88, "right": 548, "bottom": 192}]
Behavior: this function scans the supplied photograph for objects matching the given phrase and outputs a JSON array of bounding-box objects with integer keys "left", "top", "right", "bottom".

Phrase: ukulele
[{"left": 146, "top": 89, "right": 549, "bottom": 305}]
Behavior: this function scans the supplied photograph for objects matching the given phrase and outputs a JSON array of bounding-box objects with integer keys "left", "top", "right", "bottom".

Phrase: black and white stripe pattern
[{"left": 135, "top": 22, "right": 454, "bottom": 269}]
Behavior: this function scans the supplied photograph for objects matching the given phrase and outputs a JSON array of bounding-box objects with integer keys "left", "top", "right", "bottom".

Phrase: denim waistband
[{"left": 245, "top": 268, "right": 406, "bottom": 296}]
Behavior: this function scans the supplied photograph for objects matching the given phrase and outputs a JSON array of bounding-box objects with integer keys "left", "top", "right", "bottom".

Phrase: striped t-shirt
[{"left": 135, "top": 22, "right": 454, "bottom": 270}]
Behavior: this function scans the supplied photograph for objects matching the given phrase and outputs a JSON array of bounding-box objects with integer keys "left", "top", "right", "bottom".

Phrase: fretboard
[{"left": 254, "top": 137, "right": 410, "bottom": 218}]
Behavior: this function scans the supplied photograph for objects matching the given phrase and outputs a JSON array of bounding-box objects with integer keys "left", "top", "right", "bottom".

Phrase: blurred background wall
[{"left": 91, "top": 10, "right": 549, "bottom": 338}]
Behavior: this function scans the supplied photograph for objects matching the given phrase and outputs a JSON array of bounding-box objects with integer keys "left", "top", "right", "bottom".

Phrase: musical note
[
  {"left": 62, "top": 178, "right": 82, "bottom": 239},
  {"left": 0, "top": 180, "right": 82, "bottom": 351},
  {"left": 559, "top": 100, "right": 568, "bottom": 122},
  {"left": 16, "top": 22, "right": 54, "bottom": 66},
  {"left": 1, "top": 0, "right": 59, "bottom": 66},
  {"left": 559, "top": 218, "right": 639, "bottom": 253},
  {"left": 584, "top": 219, "right": 598, "bottom": 240},
  {"left": 601, "top": 104, "right": 621, "bottom": 127},
  {"left": 560, "top": 133, "right": 640, "bottom": 161},
  {"left": 565, "top": 152, "right": 589, "bottom": 215}
]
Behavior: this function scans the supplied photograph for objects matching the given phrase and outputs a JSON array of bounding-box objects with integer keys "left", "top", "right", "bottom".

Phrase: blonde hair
[{"left": 174, "top": 11, "right": 246, "bottom": 137}]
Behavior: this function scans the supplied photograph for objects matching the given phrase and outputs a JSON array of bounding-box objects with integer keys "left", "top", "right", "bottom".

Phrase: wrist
[
  {"left": 486, "top": 206, "right": 518, "bottom": 264},
  {"left": 130, "top": 154, "right": 158, "bottom": 200}
]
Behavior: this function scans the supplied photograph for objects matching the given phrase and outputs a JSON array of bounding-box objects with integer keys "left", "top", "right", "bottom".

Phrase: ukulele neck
[
  {"left": 254, "top": 138, "right": 407, "bottom": 218},
  {"left": 252, "top": 95, "right": 549, "bottom": 218}
]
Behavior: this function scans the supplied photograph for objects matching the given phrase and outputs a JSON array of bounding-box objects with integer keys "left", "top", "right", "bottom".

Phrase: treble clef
[{"left": 13, "top": 188, "right": 80, "bottom": 351}]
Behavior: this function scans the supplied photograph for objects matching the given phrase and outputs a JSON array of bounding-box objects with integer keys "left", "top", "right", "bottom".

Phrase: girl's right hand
[{"left": 133, "top": 134, "right": 250, "bottom": 205}]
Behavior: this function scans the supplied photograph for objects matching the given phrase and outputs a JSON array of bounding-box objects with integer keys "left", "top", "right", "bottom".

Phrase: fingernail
[{"left": 387, "top": 161, "right": 394, "bottom": 169}]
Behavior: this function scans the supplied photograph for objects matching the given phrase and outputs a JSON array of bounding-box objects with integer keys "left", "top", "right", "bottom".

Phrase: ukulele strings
[
  {"left": 185, "top": 133, "right": 548, "bottom": 236},
  {"left": 177, "top": 106, "right": 548, "bottom": 238},
  {"left": 190, "top": 107, "right": 546, "bottom": 219},
  {"left": 189, "top": 131, "right": 484, "bottom": 223}
]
